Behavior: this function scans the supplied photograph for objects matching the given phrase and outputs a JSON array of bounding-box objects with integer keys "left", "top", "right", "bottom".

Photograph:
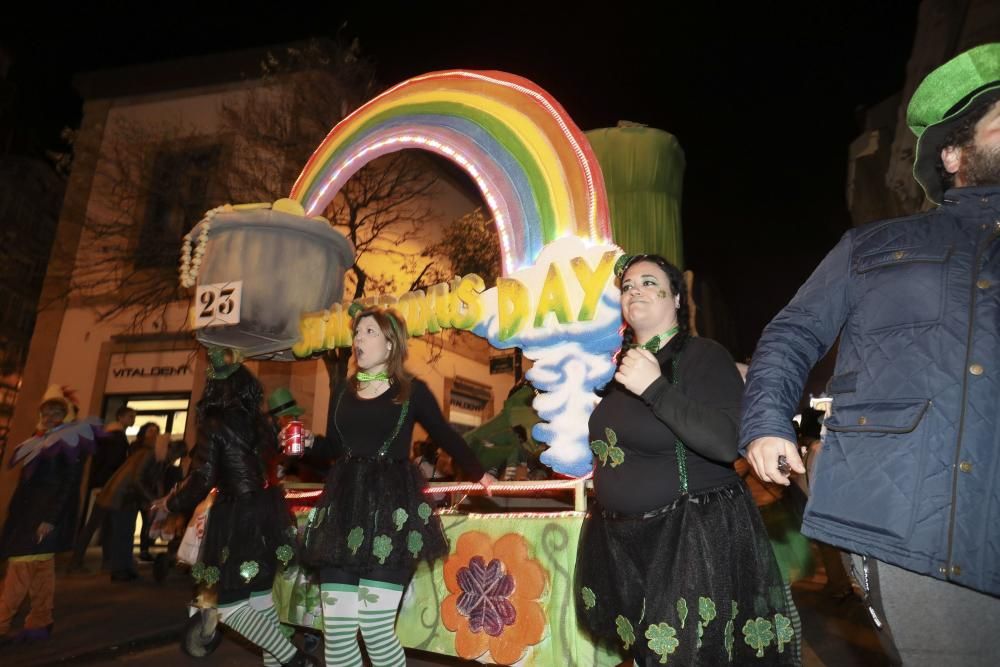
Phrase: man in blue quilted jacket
[{"left": 741, "top": 43, "right": 1000, "bottom": 665}]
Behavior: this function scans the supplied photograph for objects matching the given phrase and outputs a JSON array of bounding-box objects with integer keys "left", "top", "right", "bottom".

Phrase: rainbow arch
[{"left": 289, "top": 70, "right": 612, "bottom": 274}]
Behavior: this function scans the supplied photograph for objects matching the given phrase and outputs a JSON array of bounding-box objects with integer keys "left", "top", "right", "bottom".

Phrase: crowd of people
[{"left": 1, "top": 42, "right": 999, "bottom": 667}]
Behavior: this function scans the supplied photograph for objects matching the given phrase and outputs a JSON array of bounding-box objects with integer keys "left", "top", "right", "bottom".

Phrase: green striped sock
[
  {"left": 218, "top": 599, "right": 297, "bottom": 665},
  {"left": 321, "top": 583, "right": 363, "bottom": 667},
  {"left": 250, "top": 592, "right": 294, "bottom": 667},
  {"left": 357, "top": 579, "right": 406, "bottom": 667}
]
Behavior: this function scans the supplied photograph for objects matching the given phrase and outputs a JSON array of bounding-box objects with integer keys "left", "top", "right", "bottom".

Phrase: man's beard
[{"left": 960, "top": 141, "right": 1000, "bottom": 187}]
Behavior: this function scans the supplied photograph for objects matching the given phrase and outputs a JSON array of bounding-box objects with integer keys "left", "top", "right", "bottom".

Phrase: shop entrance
[{"left": 101, "top": 393, "right": 190, "bottom": 442}]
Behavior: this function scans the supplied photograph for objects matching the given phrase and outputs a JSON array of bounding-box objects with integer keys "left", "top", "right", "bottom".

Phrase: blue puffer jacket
[{"left": 741, "top": 186, "right": 1000, "bottom": 597}]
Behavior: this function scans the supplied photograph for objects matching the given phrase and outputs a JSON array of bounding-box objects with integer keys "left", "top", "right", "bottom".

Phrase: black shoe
[
  {"left": 138, "top": 551, "right": 154, "bottom": 562},
  {"left": 283, "top": 649, "right": 320, "bottom": 667},
  {"left": 110, "top": 570, "right": 139, "bottom": 582}
]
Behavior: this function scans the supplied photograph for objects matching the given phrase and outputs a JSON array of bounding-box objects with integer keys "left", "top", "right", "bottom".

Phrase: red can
[{"left": 282, "top": 420, "right": 305, "bottom": 457}]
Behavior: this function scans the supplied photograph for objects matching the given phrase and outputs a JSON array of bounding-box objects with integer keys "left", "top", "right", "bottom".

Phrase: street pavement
[{"left": 1, "top": 546, "right": 889, "bottom": 666}]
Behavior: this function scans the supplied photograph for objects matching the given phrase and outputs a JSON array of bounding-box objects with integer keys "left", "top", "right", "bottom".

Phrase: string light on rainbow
[{"left": 289, "top": 70, "right": 612, "bottom": 275}]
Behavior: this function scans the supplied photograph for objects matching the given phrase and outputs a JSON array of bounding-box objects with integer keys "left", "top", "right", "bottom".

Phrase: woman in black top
[
  {"left": 301, "top": 306, "right": 494, "bottom": 667},
  {"left": 576, "top": 254, "right": 798, "bottom": 666}
]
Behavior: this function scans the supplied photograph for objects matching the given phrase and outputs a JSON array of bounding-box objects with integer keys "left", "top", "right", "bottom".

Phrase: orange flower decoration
[{"left": 441, "top": 531, "right": 547, "bottom": 664}]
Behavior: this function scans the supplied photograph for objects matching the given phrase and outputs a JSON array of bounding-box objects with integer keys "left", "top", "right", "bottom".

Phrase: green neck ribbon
[
  {"left": 356, "top": 370, "right": 390, "bottom": 383},
  {"left": 636, "top": 325, "right": 679, "bottom": 353}
]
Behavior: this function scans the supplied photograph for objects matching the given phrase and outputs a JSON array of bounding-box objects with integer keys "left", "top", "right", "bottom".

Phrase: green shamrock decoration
[
  {"left": 724, "top": 618, "right": 735, "bottom": 662},
  {"left": 590, "top": 438, "right": 608, "bottom": 464},
  {"left": 645, "top": 623, "right": 680, "bottom": 664},
  {"left": 220, "top": 547, "right": 229, "bottom": 564},
  {"left": 407, "top": 530, "right": 423, "bottom": 558},
  {"left": 699, "top": 597, "right": 717, "bottom": 624},
  {"left": 275, "top": 544, "right": 294, "bottom": 566},
  {"left": 697, "top": 596, "right": 717, "bottom": 648},
  {"left": 358, "top": 587, "right": 379, "bottom": 606},
  {"left": 347, "top": 526, "right": 364, "bottom": 555},
  {"left": 202, "top": 565, "right": 220, "bottom": 586},
  {"left": 581, "top": 587, "right": 596, "bottom": 610},
  {"left": 392, "top": 508, "right": 408, "bottom": 531},
  {"left": 742, "top": 617, "right": 774, "bottom": 658},
  {"left": 372, "top": 534, "right": 393, "bottom": 564},
  {"left": 322, "top": 592, "right": 338, "bottom": 608},
  {"left": 774, "top": 613, "right": 793, "bottom": 653},
  {"left": 418, "top": 502, "right": 432, "bottom": 525},
  {"left": 676, "top": 598, "right": 688, "bottom": 629},
  {"left": 191, "top": 562, "right": 206, "bottom": 583},
  {"left": 615, "top": 615, "right": 635, "bottom": 650},
  {"left": 239, "top": 560, "right": 260, "bottom": 583},
  {"left": 590, "top": 428, "right": 625, "bottom": 467}
]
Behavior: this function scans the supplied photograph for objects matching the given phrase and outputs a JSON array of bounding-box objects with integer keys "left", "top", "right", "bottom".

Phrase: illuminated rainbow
[{"left": 290, "top": 70, "right": 612, "bottom": 274}]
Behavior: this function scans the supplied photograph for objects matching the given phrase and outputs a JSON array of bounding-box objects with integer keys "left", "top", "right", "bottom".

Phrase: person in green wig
[{"left": 741, "top": 43, "right": 1000, "bottom": 666}]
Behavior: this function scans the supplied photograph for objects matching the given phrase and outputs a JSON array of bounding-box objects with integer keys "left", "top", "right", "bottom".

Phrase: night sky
[{"left": 1, "top": 2, "right": 920, "bottom": 360}]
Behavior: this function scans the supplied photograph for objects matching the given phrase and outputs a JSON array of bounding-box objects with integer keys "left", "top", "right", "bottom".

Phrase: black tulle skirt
[
  {"left": 576, "top": 481, "right": 799, "bottom": 666},
  {"left": 196, "top": 485, "right": 296, "bottom": 597},
  {"left": 300, "top": 456, "right": 447, "bottom": 574}
]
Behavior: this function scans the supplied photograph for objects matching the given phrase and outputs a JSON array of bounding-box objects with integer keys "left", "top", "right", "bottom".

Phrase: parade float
[{"left": 179, "top": 70, "right": 684, "bottom": 665}]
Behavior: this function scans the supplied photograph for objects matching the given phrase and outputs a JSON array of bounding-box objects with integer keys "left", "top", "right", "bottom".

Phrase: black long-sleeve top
[
  {"left": 308, "top": 379, "right": 485, "bottom": 480},
  {"left": 591, "top": 336, "right": 742, "bottom": 514},
  {"left": 167, "top": 413, "right": 272, "bottom": 515}
]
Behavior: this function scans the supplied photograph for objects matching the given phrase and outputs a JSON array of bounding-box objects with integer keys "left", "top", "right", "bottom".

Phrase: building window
[{"left": 135, "top": 142, "right": 223, "bottom": 268}]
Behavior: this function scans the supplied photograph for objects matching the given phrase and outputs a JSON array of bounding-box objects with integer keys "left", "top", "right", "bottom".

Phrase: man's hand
[
  {"left": 745, "top": 436, "right": 805, "bottom": 486},
  {"left": 149, "top": 496, "right": 169, "bottom": 513},
  {"left": 615, "top": 348, "right": 662, "bottom": 395},
  {"left": 36, "top": 522, "right": 54, "bottom": 544}
]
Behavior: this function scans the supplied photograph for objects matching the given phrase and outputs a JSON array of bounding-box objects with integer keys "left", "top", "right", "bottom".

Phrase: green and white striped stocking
[
  {"left": 320, "top": 583, "right": 363, "bottom": 667},
  {"left": 218, "top": 594, "right": 297, "bottom": 665},
  {"left": 357, "top": 578, "right": 406, "bottom": 667},
  {"left": 248, "top": 591, "right": 295, "bottom": 667}
]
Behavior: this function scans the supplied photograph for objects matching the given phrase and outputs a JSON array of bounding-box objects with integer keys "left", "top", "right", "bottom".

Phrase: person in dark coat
[
  {"left": 0, "top": 386, "right": 96, "bottom": 643},
  {"left": 80, "top": 422, "right": 166, "bottom": 582},
  {"left": 68, "top": 405, "right": 136, "bottom": 573},
  {"left": 741, "top": 44, "right": 1000, "bottom": 665}
]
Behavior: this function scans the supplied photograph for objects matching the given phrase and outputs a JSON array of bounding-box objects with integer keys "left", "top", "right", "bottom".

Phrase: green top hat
[
  {"left": 907, "top": 43, "right": 1000, "bottom": 204},
  {"left": 206, "top": 347, "right": 241, "bottom": 380},
  {"left": 267, "top": 387, "right": 304, "bottom": 417}
]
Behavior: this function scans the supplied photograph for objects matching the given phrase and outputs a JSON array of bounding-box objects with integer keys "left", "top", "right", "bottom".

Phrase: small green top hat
[
  {"left": 206, "top": 347, "right": 241, "bottom": 380},
  {"left": 267, "top": 387, "right": 303, "bottom": 417},
  {"left": 907, "top": 43, "right": 1000, "bottom": 204}
]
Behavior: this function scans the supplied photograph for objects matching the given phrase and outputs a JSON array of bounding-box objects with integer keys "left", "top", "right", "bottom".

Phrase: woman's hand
[
  {"left": 614, "top": 348, "right": 662, "bottom": 395},
  {"left": 149, "top": 495, "right": 170, "bottom": 513},
  {"left": 478, "top": 473, "right": 498, "bottom": 496},
  {"left": 36, "top": 522, "right": 54, "bottom": 544}
]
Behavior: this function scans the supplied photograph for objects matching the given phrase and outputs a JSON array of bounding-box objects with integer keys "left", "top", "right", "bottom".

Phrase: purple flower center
[{"left": 455, "top": 556, "right": 517, "bottom": 636}]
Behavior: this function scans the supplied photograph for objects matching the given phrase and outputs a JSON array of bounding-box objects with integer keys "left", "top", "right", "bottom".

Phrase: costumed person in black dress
[
  {"left": 300, "top": 306, "right": 495, "bottom": 667},
  {"left": 151, "top": 349, "right": 311, "bottom": 667},
  {"left": 576, "top": 254, "right": 799, "bottom": 666}
]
